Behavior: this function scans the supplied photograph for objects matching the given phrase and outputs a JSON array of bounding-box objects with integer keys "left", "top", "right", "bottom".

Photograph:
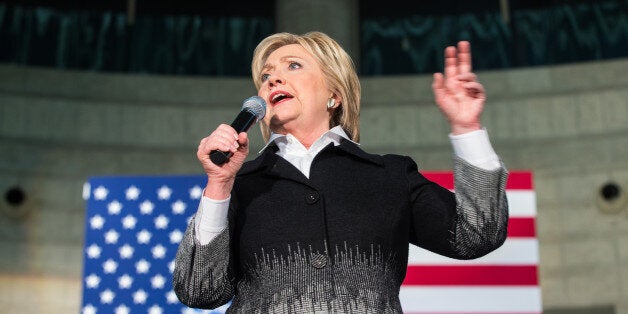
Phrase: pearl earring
[{"left": 327, "top": 98, "right": 335, "bottom": 109}]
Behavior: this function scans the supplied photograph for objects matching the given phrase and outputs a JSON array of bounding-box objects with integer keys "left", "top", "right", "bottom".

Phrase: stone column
[{"left": 275, "top": 0, "right": 360, "bottom": 67}]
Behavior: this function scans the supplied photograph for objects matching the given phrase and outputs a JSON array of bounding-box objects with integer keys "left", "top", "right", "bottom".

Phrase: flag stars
[
  {"left": 114, "top": 304, "right": 130, "bottom": 314},
  {"left": 86, "top": 244, "right": 102, "bottom": 259},
  {"left": 166, "top": 290, "right": 179, "bottom": 304},
  {"left": 125, "top": 185, "right": 141, "bottom": 200},
  {"left": 89, "top": 215, "right": 105, "bottom": 230},
  {"left": 189, "top": 185, "right": 203, "bottom": 199},
  {"left": 104, "top": 229, "right": 120, "bottom": 244},
  {"left": 151, "top": 244, "right": 166, "bottom": 259},
  {"left": 148, "top": 304, "right": 163, "bottom": 314},
  {"left": 169, "top": 229, "right": 183, "bottom": 244},
  {"left": 118, "top": 274, "right": 133, "bottom": 289},
  {"left": 133, "top": 289, "right": 148, "bottom": 304},
  {"left": 100, "top": 289, "right": 115, "bottom": 304},
  {"left": 122, "top": 214, "right": 137, "bottom": 229},
  {"left": 137, "top": 229, "right": 152, "bottom": 244},
  {"left": 85, "top": 274, "right": 101, "bottom": 289},
  {"left": 157, "top": 185, "right": 172, "bottom": 200},
  {"left": 135, "top": 259, "right": 151, "bottom": 274},
  {"left": 103, "top": 258, "right": 118, "bottom": 274},
  {"left": 171, "top": 200, "right": 187, "bottom": 214},
  {"left": 93, "top": 185, "right": 109, "bottom": 200},
  {"left": 151, "top": 274, "right": 166, "bottom": 289},
  {"left": 119, "top": 244, "right": 134, "bottom": 259},
  {"left": 107, "top": 200, "right": 123, "bottom": 215},
  {"left": 139, "top": 200, "right": 155, "bottom": 215},
  {"left": 168, "top": 260, "right": 175, "bottom": 274},
  {"left": 82, "top": 304, "right": 97, "bottom": 314},
  {"left": 154, "top": 215, "right": 169, "bottom": 229}
]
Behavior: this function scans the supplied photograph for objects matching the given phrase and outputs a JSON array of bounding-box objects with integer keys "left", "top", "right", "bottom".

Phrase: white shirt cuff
[
  {"left": 194, "top": 195, "right": 230, "bottom": 245},
  {"left": 449, "top": 128, "right": 501, "bottom": 171}
]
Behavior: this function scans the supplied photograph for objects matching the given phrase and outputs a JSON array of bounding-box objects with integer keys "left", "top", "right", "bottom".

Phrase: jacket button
[
  {"left": 311, "top": 253, "right": 328, "bottom": 269},
  {"left": 305, "top": 192, "right": 320, "bottom": 204}
]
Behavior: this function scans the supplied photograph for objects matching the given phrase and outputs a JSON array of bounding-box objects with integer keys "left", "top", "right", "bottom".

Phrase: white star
[
  {"left": 154, "top": 215, "right": 169, "bottom": 229},
  {"left": 103, "top": 258, "right": 118, "bottom": 274},
  {"left": 169, "top": 229, "right": 183, "bottom": 244},
  {"left": 135, "top": 259, "right": 151, "bottom": 274},
  {"left": 157, "top": 185, "right": 172, "bottom": 200},
  {"left": 168, "top": 260, "right": 175, "bottom": 274},
  {"left": 136, "top": 229, "right": 152, "bottom": 244},
  {"left": 151, "top": 244, "right": 166, "bottom": 259},
  {"left": 166, "top": 290, "right": 179, "bottom": 304},
  {"left": 148, "top": 304, "right": 163, "bottom": 314},
  {"left": 151, "top": 274, "right": 166, "bottom": 289},
  {"left": 85, "top": 274, "right": 101, "bottom": 289},
  {"left": 189, "top": 185, "right": 203, "bottom": 199},
  {"left": 104, "top": 229, "right": 120, "bottom": 244},
  {"left": 171, "top": 200, "right": 187, "bottom": 215},
  {"left": 182, "top": 308, "right": 197, "bottom": 314},
  {"left": 93, "top": 185, "right": 109, "bottom": 200},
  {"left": 122, "top": 214, "right": 137, "bottom": 229},
  {"left": 114, "top": 304, "right": 130, "bottom": 314},
  {"left": 139, "top": 200, "right": 155, "bottom": 215},
  {"left": 119, "top": 244, "right": 134, "bottom": 259},
  {"left": 125, "top": 185, "right": 141, "bottom": 200},
  {"left": 82, "top": 182, "right": 91, "bottom": 201},
  {"left": 82, "top": 304, "right": 97, "bottom": 314},
  {"left": 89, "top": 215, "right": 105, "bottom": 230},
  {"left": 86, "top": 244, "right": 101, "bottom": 259},
  {"left": 118, "top": 274, "right": 133, "bottom": 289},
  {"left": 100, "top": 288, "right": 115, "bottom": 304},
  {"left": 133, "top": 289, "right": 148, "bottom": 304},
  {"left": 107, "top": 200, "right": 123, "bottom": 215}
]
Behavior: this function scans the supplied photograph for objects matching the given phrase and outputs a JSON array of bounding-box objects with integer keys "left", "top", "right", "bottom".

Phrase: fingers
[
  {"left": 443, "top": 41, "right": 473, "bottom": 79},
  {"left": 197, "top": 124, "right": 239, "bottom": 160},
  {"left": 432, "top": 73, "right": 446, "bottom": 104},
  {"left": 457, "top": 41, "right": 472, "bottom": 74},
  {"left": 444, "top": 46, "right": 458, "bottom": 79}
]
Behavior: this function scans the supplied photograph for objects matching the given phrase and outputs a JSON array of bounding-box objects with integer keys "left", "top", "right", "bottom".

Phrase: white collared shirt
[{"left": 194, "top": 127, "right": 500, "bottom": 244}]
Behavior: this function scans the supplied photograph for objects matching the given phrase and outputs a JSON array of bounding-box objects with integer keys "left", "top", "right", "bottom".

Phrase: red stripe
[
  {"left": 508, "top": 217, "right": 536, "bottom": 237},
  {"left": 403, "top": 265, "right": 539, "bottom": 286},
  {"left": 421, "top": 171, "right": 533, "bottom": 190}
]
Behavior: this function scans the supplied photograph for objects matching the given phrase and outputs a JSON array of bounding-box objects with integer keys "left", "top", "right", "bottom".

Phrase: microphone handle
[{"left": 209, "top": 109, "right": 258, "bottom": 165}]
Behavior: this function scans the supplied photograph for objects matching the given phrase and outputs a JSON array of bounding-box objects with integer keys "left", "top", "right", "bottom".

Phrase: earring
[{"left": 327, "top": 98, "right": 335, "bottom": 109}]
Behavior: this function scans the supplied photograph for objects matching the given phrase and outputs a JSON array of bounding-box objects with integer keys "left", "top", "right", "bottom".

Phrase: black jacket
[{"left": 174, "top": 140, "right": 509, "bottom": 313}]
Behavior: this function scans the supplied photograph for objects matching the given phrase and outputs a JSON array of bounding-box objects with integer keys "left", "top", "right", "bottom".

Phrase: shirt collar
[{"left": 258, "top": 125, "right": 358, "bottom": 154}]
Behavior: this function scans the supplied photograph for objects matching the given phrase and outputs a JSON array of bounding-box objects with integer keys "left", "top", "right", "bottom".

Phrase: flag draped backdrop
[{"left": 81, "top": 172, "right": 541, "bottom": 314}]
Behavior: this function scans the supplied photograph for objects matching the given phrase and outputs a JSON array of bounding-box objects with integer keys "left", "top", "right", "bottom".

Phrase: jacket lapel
[{"left": 238, "top": 145, "right": 311, "bottom": 186}]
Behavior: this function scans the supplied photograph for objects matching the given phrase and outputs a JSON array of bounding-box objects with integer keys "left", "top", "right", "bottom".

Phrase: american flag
[{"left": 81, "top": 172, "right": 541, "bottom": 314}]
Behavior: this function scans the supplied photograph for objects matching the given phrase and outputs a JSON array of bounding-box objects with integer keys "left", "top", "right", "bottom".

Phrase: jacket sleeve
[
  {"left": 408, "top": 155, "right": 509, "bottom": 259},
  {"left": 172, "top": 203, "right": 237, "bottom": 309}
]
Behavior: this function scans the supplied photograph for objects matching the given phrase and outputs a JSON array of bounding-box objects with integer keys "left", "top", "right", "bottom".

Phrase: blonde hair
[{"left": 251, "top": 32, "right": 361, "bottom": 142}]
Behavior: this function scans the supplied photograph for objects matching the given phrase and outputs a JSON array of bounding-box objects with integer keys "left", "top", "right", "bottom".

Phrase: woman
[{"left": 174, "top": 31, "right": 508, "bottom": 313}]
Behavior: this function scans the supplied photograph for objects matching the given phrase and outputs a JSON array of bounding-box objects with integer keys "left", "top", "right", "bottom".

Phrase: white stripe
[
  {"left": 506, "top": 191, "right": 537, "bottom": 217},
  {"left": 400, "top": 286, "right": 542, "bottom": 313},
  {"left": 408, "top": 239, "right": 539, "bottom": 265}
]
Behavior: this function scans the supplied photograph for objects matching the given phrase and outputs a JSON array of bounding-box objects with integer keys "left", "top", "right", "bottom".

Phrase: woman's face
[{"left": 257, "top": 44, "right": 333, "bottom": 138}]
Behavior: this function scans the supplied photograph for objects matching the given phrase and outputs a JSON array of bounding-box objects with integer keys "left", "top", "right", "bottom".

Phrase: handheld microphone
[{"left": 209, "top": 96, "right": 267, "bottom": 165}]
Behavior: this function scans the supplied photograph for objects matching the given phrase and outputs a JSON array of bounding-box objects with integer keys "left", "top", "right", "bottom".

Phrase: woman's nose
[{"left": 268, "top": 73, "right": 284, "bottom": 86}]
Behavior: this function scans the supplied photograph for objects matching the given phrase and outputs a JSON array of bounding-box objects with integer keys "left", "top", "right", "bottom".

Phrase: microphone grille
[{"left": 242, "top": 96, "right": 267, "bottom": 121}]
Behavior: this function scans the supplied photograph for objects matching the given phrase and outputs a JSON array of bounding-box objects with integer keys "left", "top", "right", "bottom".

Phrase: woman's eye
[
  {"left": 261, "top": 73, "right": 270, "bottom": 82},
  {"left": 288, "top": 62, "right": 302, "bottom": 70}
]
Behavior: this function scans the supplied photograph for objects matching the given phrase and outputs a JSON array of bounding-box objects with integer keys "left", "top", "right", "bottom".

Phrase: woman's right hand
[{"left": 197, "top": 124, "right": 250, "bottom": 199}]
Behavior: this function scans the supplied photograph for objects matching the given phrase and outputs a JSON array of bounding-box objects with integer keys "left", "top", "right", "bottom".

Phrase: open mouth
[{"left": 270, "top": 91, "right": 293, "bottom": 105}]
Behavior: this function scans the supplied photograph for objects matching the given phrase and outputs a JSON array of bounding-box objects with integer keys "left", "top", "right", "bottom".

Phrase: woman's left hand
[{"left": 432, "top": 41, "right": 485, "bottom": 135}]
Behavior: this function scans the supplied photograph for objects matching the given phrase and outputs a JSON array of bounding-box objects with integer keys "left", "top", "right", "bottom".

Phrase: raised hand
[{"left": 432, "top": 41, "right": 485, "bottom": 135}]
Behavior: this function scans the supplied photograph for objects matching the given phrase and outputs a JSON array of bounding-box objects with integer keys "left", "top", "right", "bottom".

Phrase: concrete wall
[{"left": 1, "top": 56, "right": 628, "bottom": 313}]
